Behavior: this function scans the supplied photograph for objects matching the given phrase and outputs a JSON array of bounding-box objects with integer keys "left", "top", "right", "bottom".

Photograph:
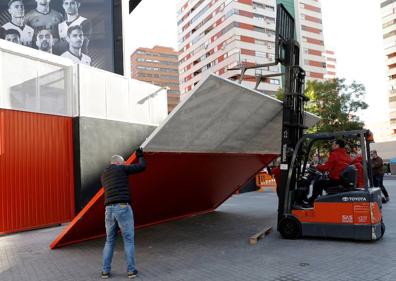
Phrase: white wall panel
[
  {"left": 79, "top": 65, "right": 108, "bottom": 119},
  {"left": 0, "top": 40, "right": 74, "bottom": 117},
  {"left": 0, "top": 39, "right": 168, "bottom": 125},
  {"left": 106, "top": 74, "right": 130, "bottom": 122}
]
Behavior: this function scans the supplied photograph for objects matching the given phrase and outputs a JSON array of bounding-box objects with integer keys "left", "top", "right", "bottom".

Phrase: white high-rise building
[
  {"left": 177, "top": 0, "right": 329, "bottom": 98},
  {"left": 177, "top": 0, "right": 281, "bottom": 98},
  {"left": 381, "top": 0, "right": 396, "bottom": 135},
  {"left": 294, "top": 0, "right": 326, "bottom": 81}
]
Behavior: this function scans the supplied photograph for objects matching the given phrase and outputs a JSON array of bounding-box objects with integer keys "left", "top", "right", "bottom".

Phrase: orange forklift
[
  {"left": 277, "top": 130, "right": 385, "bottom": 240},
  {"left": 272, "top": 5, "right": 384, "bottom": 241},
  {"left": 232, "top": 4, "right": 385, "bottom": 240}
]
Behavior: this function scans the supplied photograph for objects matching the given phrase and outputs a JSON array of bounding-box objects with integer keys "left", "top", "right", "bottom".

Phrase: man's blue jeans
[{"left": 102, "top": 204, "right": 136, "bottom": 273}]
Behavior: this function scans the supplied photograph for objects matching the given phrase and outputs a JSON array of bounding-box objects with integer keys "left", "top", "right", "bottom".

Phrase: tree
[
  {"left": 305, "top": 78, "right": 368, "bottom": 133},
  {"left": 276, "top": 78, "right": 368, "bottom": 134}
]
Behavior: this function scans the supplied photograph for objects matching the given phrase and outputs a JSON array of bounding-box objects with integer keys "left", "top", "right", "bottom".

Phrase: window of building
[
  {"left": 270, "top": 79, "right": 280, "bottom": 85},
  {"left": 254, "top": 26, "right": 265, "bottom": 33},
  {"left": 381, "top": 0, "right": 396, "bottom": 8},
  {"left": 253, "top": 2, "right": 264, "bottom": 9},
  {"left": 266, "top": 53, "right": 274, "bottom": 59},
  {"left": 384, "top": 30, "right": 396, "bottom": 39},
  {"left": 225, "top": 0, "right": 233, "bottom": 6},
  {"left": 264, "top": 16, "right": 275, "bottom": 24},
  {"left": 264, "top": 5, "right": 275, "bottom": 11},
  {"left": 256, "top": 51, "right": 266, "bottom": 58},
  {"left": 267, "top": 30, "right": 275, "bottom": 36}
]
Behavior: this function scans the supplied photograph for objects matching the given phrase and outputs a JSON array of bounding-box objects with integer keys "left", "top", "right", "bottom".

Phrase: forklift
[
  {"left": 278, "top": 130, "right": 384, "bottom": 240},
  {"left": 232, "top": 4, "right": 385, "bottom": 240}
]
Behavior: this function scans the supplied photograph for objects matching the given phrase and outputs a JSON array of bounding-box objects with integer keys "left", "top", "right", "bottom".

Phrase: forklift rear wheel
[{"left": 279, "top": 217, "right": 302, "bottom": 239}]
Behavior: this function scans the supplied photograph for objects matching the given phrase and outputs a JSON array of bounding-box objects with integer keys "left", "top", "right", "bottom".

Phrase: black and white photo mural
[{"left": 0, "top": 0, "right": 118, "bottom": 72}]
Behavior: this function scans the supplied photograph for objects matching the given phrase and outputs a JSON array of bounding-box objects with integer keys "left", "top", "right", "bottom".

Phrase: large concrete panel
[
  {"left": 144, "top": 74, "right": 318, "bottom": 154},
  {"left": 74, "top": 117, "right": 156, "bottom": 211}
]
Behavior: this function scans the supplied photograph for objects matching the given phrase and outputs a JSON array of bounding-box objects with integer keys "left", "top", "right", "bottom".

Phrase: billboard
[{"left": 0, "top": 0, "right": 122, "bottom": 73}]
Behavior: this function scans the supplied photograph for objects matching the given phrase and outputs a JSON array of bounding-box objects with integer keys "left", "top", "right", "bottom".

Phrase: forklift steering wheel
[{"left": 306, "top": 166, "right": 323, "bottom": 177}]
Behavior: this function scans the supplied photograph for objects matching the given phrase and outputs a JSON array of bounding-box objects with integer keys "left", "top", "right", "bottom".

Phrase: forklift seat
[{"left": 326, "top": 165, "right": 357, "bottom": 195}]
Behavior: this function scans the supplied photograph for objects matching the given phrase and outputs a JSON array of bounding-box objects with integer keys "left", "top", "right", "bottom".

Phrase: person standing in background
[{"left": 371, "top": 150, "right": 390, "bottom": 203}]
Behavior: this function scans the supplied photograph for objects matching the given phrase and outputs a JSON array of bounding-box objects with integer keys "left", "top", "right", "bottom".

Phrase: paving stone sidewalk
[{"left": 1, "top": 180, "right": 395, "bottom": 281}]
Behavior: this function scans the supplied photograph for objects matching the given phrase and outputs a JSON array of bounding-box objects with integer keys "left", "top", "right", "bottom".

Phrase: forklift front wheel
[{"left": 279, "top": 217, "right": 302, "bottom": 239}]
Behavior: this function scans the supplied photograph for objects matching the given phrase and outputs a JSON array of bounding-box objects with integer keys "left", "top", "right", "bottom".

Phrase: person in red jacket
[
  {"left": 350, "top": 146, "right": 365, "bottom": 188},
  {"left": 272, "top": 165, "right": 281, "bottom": 198},
  {"left": 308, "top": 139, "right": 351, "bottom": 204}
]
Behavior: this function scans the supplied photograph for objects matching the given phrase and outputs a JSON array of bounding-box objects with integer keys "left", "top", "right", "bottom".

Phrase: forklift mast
[{"left": 275, "top": 6, "right": 308, "bottom": 225}]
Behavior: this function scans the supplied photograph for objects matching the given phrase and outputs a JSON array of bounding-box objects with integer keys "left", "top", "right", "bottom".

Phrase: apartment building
[
  {"left": 177, "top": 0, "right": 328, "bottom": 98},
  {"left": 381, "top": 0, "right": 396, "bottom": 135},
  {"left": 177, "top": 0, "right": 281, "bottom": 98},
  {"left": 131, "top": 46, "right": 180, "bottom": 112},
  {"left": 324, "top": 49, "right": 336, "bottom": 80},
  {"left": 294, "top": 0, "right": 326, "bottom": 81}
]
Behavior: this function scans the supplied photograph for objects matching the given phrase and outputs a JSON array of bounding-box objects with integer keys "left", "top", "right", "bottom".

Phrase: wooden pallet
[{"left": 249, "top": 226, "right": 272, "bottom": 245}]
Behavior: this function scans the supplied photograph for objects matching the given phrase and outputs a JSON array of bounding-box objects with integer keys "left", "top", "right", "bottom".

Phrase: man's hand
[{"left": 136, "top": 147, "right": 144, "bottom": 158}]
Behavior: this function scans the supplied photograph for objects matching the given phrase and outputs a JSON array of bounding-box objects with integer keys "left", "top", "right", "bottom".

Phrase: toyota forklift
[
  {"left": 232, "top": 4, "right": 385, "bottom": 241},
  {"left": 277, "top": 130, "right": 384, "bottom": 240}
]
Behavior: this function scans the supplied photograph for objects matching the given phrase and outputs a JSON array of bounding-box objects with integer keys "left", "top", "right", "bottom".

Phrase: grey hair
[{"left": 110, "top": 155, "right": 125, "bottom": 164}]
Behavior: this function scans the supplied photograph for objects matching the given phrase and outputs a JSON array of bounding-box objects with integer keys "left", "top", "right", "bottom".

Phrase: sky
[
  {"left": 321, "top": 0, "right": 388, "bottom": 124},
  {"left": 127, "top": 0, "right": 179, "bottom": 54},
  {"left": 127, "top": 0, "right": 389, "bottom": 124}
]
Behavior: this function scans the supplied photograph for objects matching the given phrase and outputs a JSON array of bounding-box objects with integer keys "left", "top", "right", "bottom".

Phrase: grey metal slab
[{"left": 143, "top": 74, "right": 319, "bottom": 154}]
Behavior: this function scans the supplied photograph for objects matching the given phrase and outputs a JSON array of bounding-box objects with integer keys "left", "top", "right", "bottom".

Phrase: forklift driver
[{"left": 308, "top": 139, "right": 351, "bottom": 205}]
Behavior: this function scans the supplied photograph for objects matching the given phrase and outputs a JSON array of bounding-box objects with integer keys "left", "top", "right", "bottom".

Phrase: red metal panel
[
  {"left": 0, "top": 109, "right": 75, "bottom": 234},
  {"left": 51, "top": 152, "right": 277, "bottom": 248}
]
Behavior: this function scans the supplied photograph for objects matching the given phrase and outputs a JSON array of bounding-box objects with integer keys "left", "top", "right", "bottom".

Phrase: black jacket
[
  {"left": 101, "top": 157, "right": 146, "bottom": 206},
  {"left": 371, "top": 156, "right": 384, "bottom": 176}
]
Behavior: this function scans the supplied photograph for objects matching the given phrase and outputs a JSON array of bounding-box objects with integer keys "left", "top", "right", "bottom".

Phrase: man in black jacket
[
  {"left": 101, "top": 147, "right": 145, "bottom": 279},
  {"left": 371, "top": 150, "right": 389, "bottom": 203}
]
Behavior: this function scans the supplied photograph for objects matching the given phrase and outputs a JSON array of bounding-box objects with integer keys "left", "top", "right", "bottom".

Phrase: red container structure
[
  {"left": 51, "top": 151, "right": 276, "bottom": 248},
  {"left": 0, "top": 109, "right": 75, "bottom": 234}
]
